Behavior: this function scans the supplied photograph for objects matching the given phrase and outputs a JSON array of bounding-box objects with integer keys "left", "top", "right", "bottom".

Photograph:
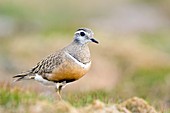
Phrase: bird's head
[{"left": 74, "top": 28, "right": 99, "bottom": 45}]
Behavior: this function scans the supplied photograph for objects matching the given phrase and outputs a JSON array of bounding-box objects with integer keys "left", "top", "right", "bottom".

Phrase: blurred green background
[{"left": 0, "top": 0, "right": 170, "bottom": 112}]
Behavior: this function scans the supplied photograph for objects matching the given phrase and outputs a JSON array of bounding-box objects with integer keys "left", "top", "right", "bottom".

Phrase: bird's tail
[{"left": 13, "top": 71, "right": 34, "bottom": 82}]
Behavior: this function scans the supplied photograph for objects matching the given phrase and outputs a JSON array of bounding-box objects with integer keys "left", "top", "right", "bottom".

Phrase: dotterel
[{"left": 13, "top": 28, "right": 99, "bottom": 99}]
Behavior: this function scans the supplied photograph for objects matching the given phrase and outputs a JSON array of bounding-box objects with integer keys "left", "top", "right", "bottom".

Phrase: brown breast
[{"left": 47, "top": 59, "right": 91, "bottom": 82}]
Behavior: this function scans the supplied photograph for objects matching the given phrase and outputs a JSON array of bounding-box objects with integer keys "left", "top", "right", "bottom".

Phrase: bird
[{"left": 13, "top": 28, "right": 99, "bottom": 99}]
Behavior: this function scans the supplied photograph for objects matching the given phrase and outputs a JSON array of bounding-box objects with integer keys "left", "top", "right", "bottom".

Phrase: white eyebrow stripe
[{"left": 74, "top": 30, "right": 86, "bottom": 34}]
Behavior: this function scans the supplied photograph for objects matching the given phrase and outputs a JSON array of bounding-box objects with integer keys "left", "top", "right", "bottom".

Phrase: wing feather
[{"left": 13, "top": 51, "right": 64, "bottom": 81}]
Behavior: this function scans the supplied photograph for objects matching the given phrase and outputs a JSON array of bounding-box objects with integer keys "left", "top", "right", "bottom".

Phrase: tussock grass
[
  {"left": 65, "top": 90, "right": 111, "bottom": 107},
  {"left": 0, "top": 83, "right": 159, "bottom": 113},
  {"left": 0, "top": 83, "right": 38, "bottom": 108}
]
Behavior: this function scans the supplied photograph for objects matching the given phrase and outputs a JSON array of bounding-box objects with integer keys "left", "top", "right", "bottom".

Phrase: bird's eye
[{"left": 80, "top": 32, "right": 85, "bottom": 36}]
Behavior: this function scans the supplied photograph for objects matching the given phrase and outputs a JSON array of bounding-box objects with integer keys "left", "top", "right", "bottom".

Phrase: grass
[
  {"left": 0, "top": 83, "right": 166, "bottom": 113},
  {"left": 1, "top": 85, "right": 161, "bottom": 113},
  {"left": 0, "top": 84, "right": 111, "bottom": 108},
  {"left": 0, "top": 0, "right": 170, "bottom": 112},
  {"left": 1, "top": 33, "right": 170, "bottom": 112},
  {"left": 0, "top": 83, "right": 124, "bottom": 112},
  {"left": 65, "top": 90, "right": 111, "bottom": 107},
  {"left": 0, "top": 84, "right": 38, "bottom": 108}
]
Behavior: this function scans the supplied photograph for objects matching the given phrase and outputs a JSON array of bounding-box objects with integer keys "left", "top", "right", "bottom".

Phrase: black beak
[{"left": 90, "top": 38, "right": 99, "bottom": 44}]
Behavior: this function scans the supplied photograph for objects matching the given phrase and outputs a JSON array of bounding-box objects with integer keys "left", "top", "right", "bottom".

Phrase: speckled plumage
[
  {"left": 30, "top": 41, "right": 91, "bottom": 83},
  {"left": 13, "top": 28, "right": 98, "bottom": 98}
]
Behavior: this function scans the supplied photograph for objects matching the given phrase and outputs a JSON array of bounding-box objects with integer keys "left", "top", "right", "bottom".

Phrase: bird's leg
[
  {"left": 55, "top": 85, "right": 62, "bottom": 100},
  {"left": 55, "top": 81, "right": 67, "bottom": 100},
  {"left": 55, "top": 84, "right": 62, "bottom": 100}
]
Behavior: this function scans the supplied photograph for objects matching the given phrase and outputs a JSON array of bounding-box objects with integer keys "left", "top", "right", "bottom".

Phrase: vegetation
[{"left": 0, "top": 0, "right": 170, "bottom": 112}]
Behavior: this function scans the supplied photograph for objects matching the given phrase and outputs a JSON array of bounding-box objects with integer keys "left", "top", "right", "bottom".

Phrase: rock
[
  {"left": 119, "top": 97, "right": 158, "bottom": 113},
  {"left": 79, "top": 100, "right": 130, "bottom": 113}
]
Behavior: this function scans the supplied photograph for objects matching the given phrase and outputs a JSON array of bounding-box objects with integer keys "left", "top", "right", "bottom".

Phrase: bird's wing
[
  {"left": 31, "top": 51, "right": 64, "bottom": 76},
  {"left": 13, "top": 51, "right": 65, "bottom": 82}
]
